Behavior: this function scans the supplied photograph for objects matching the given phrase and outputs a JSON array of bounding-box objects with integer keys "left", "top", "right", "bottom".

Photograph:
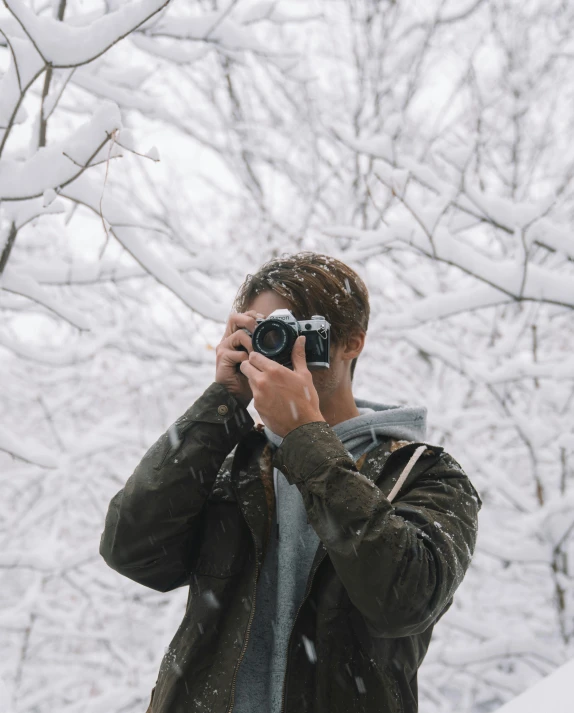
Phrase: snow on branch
[
  {"left": 59, "top": 176, "right": 229, "bottom": 322},
  {"left": 2, "top": 0, "right": 171, "bottom": 68},
  {"left": 1, "top": 195, "right": 65, "bottom": 228},
  {"left": 21, "top": 253, "right": 230, "bottom": 286},
  {"left": 0, "top": 101, "right": 121, "bottom": 200},
  {"left": 0, "top": 34, "right": 43, "bottom": 123},
  {"left": 0, "top": 267, "right": 91, "bottom": 329},
  {"left": 323, "top": 223, "right": 574, "bottom": 310},
  {"left": 22, "top": 257, "right": 153, "bottom": 286},
  {"left": 333, "top": 128, "right": 574, "bottom": 261},
  {"left": 234, "top": 1, "right": 323, "bottom": 25},
  {"left": 370, "top": 284, "right": 514, "bottom": 329},
  {"left": 138, "top": 5, "right": 298, "bottom": 59},
  {"left": 324, "top": 130, "right": 574, "bottom": 314},
  {"left": 0, "top": 326, "right": 121, "bottom": 367},
  {"left": 438, "top": 635, "right": 563, "bottom": 668},
  {"left": 481, "top": 357, "right": 574, "bottom": 384},
  {"left": 0, "top": 424, "right": 58, "bottom": 467},
  {"left": 129, "top": 32, "right": 211, "bottom": 64}
]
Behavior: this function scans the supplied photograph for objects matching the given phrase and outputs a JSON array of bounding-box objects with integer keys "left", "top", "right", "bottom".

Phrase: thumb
[{"left": 292, "top": 335, "right": 307, "bottom": 372}]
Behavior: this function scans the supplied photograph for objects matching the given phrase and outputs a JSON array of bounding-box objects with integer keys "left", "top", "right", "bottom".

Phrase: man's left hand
[{"left": 239, "top": 335, "right": 326, "bottom": 437}]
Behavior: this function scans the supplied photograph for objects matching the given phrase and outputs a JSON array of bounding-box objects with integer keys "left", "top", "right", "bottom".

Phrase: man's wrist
[
  {"left": 230, "top": 392, "right": 252, "bottom": 409},
  {"left": 284, "top": 415, "right": 326, "bottom": 439},
  {"left": 217, "top": 384, "right": 252, "bottom": 410}
]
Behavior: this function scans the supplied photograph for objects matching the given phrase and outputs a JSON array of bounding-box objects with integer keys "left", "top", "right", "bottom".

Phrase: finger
[
  {"left": 248, "top": 350, "right": 275, "bottom": 372},
  {"left": 221, "top": 349, "right": 250, "bottom": 367},
  {"left": 223, "top": 329, "right": 254, "bottom": 353},
  {"left": 223, "top": 312, "right": 254, "bottom": 339},
  {"left": 229, "top": 311, "right": 259, "bottom": 335},
  {"left": 240, "top": 360, "right": 262, "bottom": 380},
  {"left": 230, "top": 351, "right": 250, "bottom": 374},
  {"left": 292, "top": 335, "right": 308, "bottom": 373}
]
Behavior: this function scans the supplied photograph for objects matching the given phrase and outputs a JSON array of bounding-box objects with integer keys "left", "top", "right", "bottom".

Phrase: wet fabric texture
[{"left": 232, "top": 397, "right": 427, "bottom": 713}]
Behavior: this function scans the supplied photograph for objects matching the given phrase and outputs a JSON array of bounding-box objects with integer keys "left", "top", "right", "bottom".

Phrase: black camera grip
[{"left": 234, "top": 343, "right": 248, "bottom": 372}]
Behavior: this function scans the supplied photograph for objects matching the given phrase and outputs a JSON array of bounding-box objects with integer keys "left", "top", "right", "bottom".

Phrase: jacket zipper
[
  {"left": 226, "top": 519, "right": 260, "bottom": 713},
  {"left": 279, "top": 547, "right": 328, "bottom": 713}
]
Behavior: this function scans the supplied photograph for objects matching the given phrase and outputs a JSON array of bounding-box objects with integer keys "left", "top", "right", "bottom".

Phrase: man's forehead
[{"left": 247, "top": 291, "right": 295, "bottom": 317}]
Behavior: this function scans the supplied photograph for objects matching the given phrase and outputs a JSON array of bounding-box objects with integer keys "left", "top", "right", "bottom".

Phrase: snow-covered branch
[
  {"left": 0, "top": 102, "right": 121, "bottom": 200},
  {"left": 2, "top": 0, "right": 171, "bottom": 67}
]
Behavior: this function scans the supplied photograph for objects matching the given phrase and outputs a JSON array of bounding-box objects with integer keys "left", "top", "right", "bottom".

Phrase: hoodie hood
[{"left": 264, "top": 395, "right": 427, "bottom": 458}]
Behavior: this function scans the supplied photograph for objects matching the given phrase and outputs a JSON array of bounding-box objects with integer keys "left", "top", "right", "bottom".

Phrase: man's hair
[{"left": 232, "top": 252, "right": 369, "bottom": 381}]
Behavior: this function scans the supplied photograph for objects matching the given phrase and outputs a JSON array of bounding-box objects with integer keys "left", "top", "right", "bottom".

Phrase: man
[{"left": 100, "top": 252, "right": 481, "bottom": 713}]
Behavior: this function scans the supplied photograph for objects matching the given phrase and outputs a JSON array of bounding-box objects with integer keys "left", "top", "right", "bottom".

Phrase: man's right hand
[{"left": 215, "top": 310, "right": 261, "bottom": 408}]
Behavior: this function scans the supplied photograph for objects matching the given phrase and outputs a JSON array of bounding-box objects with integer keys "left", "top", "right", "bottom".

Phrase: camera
[{"left": 237, "top": 309, "right": 330, "bottom": 370}]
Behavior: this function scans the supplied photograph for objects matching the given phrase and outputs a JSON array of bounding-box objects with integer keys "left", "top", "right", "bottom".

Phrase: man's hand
[
  {"left": 215, "top": 309, "right": 261, "bottom": 408},
  {"left": 239, "top": 335, "right": 326, "bottom": 437}
]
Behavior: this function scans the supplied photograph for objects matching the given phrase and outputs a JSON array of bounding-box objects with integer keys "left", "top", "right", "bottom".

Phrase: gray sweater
[{"left": 232, "top": 396, "right": 428, "bottom": 712}]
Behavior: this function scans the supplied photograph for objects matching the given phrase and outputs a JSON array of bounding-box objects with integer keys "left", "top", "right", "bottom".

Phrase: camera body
[{"left": 238, "top": 309, "right": 330, "bottom": 370}]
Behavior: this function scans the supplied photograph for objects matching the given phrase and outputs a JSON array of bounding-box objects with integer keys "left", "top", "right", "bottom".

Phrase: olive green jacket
[{"left": 100, "top": 382, "right": 481, "bottom": 713}]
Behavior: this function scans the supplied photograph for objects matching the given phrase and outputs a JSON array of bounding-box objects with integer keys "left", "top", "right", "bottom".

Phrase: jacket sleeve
[
  {"left": 99, "top": 382, "right": 254, "bottom": 592},
  {"left": 272, "top": 421, "right": 481, "bottom": 638}
]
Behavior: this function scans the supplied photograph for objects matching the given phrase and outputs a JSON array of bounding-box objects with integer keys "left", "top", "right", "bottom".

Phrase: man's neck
[{"left": 319, "top": 387, "right": 361, "bottom": 428}]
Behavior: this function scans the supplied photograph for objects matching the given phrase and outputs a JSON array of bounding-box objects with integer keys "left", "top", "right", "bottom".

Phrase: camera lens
[
  {"left": 252, "top": 319, "right": 296, "bottom": 364},
  {"left": 261, "top": 327, "right": 284, "bottom": 352}
]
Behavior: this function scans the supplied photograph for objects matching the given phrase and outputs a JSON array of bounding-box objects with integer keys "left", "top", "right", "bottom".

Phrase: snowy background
[{"left": 1, "top": 1, "right": 573, "bottom": 712}]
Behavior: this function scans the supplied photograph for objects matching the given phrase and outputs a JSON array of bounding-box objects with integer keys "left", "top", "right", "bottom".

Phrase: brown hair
[{"left": 232, "top": 252, "right": 369, "bottom": 381}]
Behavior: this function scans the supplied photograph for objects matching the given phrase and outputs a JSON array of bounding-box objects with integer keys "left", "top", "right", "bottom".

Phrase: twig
[
  {"left": 0, "top": 221, "right": 18, "bottom": 276},
  {"left": 0, "top": 28, "right": 21, "bottom": 90},
  {"left": 37, "top": 1, "right": 67, "bottom": 147},
  {"left": 98, "top": 129, "right": 118, "bottom": 260},
  {"left": 113, "top": 138, "right": 160, "bottom": 162},
  {"left": 204, "top": 0, "right": 240, "bottom": 41},
  {"left": 43, "top": 68, "right": 76, "bottom": 123},
  {"left": 0, "top": 65, "right": 46, "bottom": 159},
  {"left": 62, "top": 151, "right": 123, "bottom": 168}
]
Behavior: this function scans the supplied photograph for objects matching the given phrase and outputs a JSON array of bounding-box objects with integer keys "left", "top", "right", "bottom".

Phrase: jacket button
[{"left": 217, "top": 404, "right": 229, "bottom": 415}]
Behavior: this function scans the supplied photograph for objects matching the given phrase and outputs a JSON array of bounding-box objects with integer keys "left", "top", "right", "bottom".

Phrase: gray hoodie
[{"left": 232, "top": 396, "right": 428, "bottom": 713}]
